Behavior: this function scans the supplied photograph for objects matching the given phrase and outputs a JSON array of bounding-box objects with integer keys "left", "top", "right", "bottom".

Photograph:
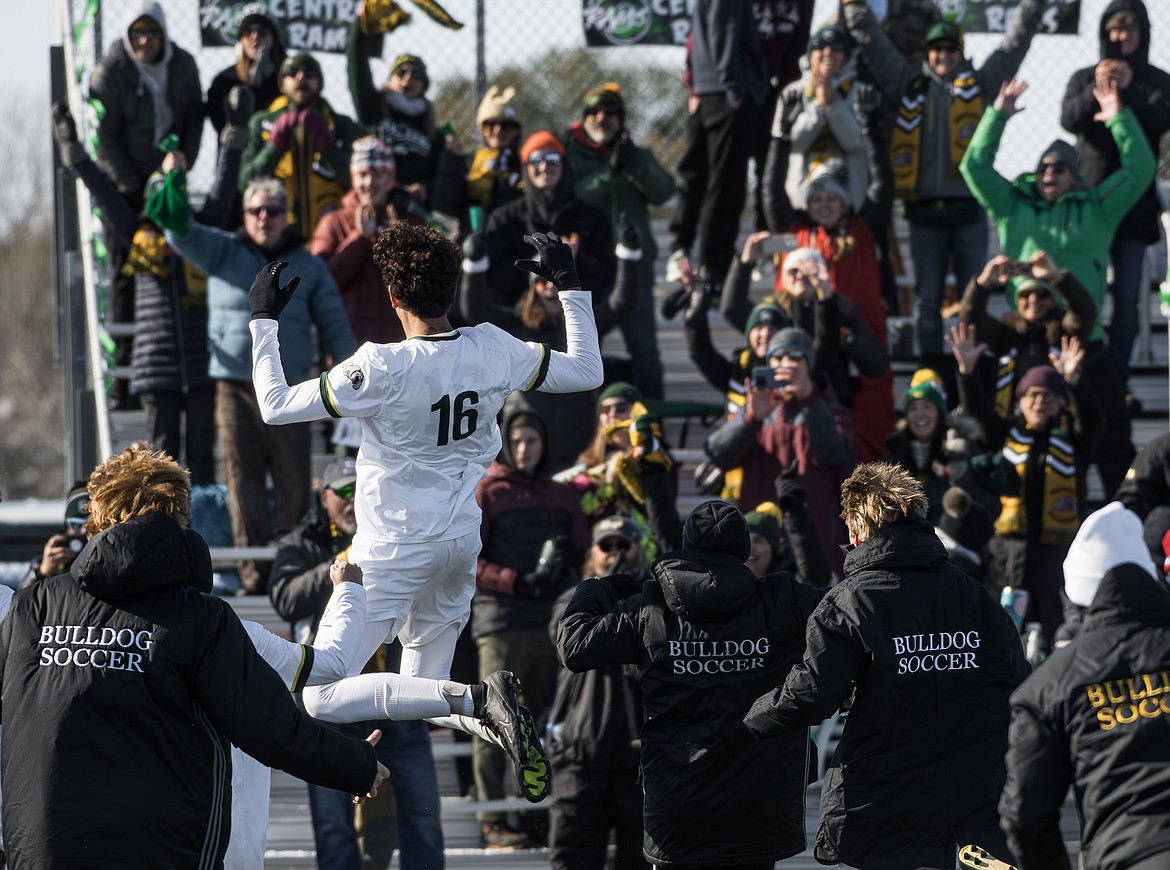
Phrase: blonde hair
[
  {"left": 840, "top": 461, "right": 928, "bottom": 542},
  {"left": 85, "top": 447, "right": 191, "bottom": 535}
]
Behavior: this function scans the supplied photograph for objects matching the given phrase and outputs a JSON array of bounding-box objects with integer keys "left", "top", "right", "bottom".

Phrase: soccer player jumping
[{"left": 248, "top": 223, "right": 603, "bottom": 802}]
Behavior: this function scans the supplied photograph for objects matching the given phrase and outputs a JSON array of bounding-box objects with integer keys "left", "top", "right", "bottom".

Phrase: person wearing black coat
[
  {"left": 1000, "top": 501, "right": 1170, "bottom": 870},
  {"left": 0, "top": 447, "right": 383, "bottom": 869},
  {"left": 1061, "top": 0, "right": 1170, "bottom": 376},
  {"left": 744, "top": 462, "right": 1029, "bottom": 870},
  {"left": 1115, "top": 430, "right": 1170, "bottom": 572},
  {"left": 558, "top": 501, "right": 822, "bottom": 868},
  {"left": 481, "top": 132, "right": 616, "bottom": 311}
]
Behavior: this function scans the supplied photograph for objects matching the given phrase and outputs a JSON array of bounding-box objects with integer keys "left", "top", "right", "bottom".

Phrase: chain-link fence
[{"left": 58, "top": 0, "right": 1170, "bottom": 200}]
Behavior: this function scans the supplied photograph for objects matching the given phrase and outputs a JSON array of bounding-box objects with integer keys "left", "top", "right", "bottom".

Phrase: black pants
[
  {"left": 550, "top": 762, "right": 646, "bottom": 870},
  {"left": 694, "top": 93, "right": 757, "bottom": 285},
  {"left": 139, "top": 387, "right": 217, "bottom": 485}
]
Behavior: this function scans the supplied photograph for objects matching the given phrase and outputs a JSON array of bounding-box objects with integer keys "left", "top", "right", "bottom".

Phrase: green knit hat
[
  {"left": 598, "top": 381, "right": 642, "bottom": 405},
  {"left": 744, "top": 299, "right": 789, "bottom": 342},
  {"left": 745, "top": 503, "right": 782, "bottom": 554},
  {"left": 903, "top": 368, "right": 948, "bottom": 417},
  {"left": 390, "top": 53, "right": 429, "bottom": 90}
]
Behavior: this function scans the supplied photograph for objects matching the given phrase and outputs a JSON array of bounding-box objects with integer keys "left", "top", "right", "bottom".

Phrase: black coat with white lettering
[
  {"left": 557, "top": 551, "right": 823, "bottom": 867},
  {"left": 743, "top": 517, "right": 1029, "bottom": 870},
  {"left": 0, "top": 513, "right": 377, "bottom": 870},
  {"left": 1000, "top": 565, "right": 1170, "bottom": 870}
]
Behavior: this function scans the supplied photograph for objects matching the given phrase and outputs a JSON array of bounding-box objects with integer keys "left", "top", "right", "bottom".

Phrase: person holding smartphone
[
  {"left": 21, "top": 485, "right": 90, "bottom": 587},
  {"left": 704, "top": 326, "right": 855, "bottom": 577}
]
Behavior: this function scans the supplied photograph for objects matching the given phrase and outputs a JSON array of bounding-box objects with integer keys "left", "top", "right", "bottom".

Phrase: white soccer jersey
[
  {"left": 319, "top": 323, "right": 548, "bottom": 543},
  {"left": 251, "top": 289, "right": 603, "bottom": 544}
]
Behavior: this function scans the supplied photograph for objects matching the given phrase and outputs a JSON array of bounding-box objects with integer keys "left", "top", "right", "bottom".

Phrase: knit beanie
[
  {"left": 1014, "top": 365, "right": 1068, "bottom": 403},
  {"left": 279, "top": 53, "right": 323, "bottom": 86},
  {"left": 477, "top": 84, "right": 520, "bottom": 128},
  {"left": 767, "top": 326, "right": 815, "bottom": 367},
  {"left": 803, "top": 164, "right": 851, "bottom": 210},
  {"left": 745, "top": 502, "right": 783, "bottom": 554},
  {"left": 936, "top": 488, "right": 994, "bottom": 553},
  {"left": 350, "top": 135, "right": 395, "bottom": 172},
  {"left": 234, "top": 3, "right": 280, "bottom": 41},
  {"left": 1036, "top": 140, "right": 1079, "bottom": 176},
  {"left": 743, "top": 299, "right": 790, "bottom": 342},
  {"left": 807, "top": 24, "right": 850, "bottom": 54},
  {"left": 924, "top": 20, "right": 964, "bottom": 47},
  {"left": 389, "top": 53, "right": 429, "bottom": 89},
  {"left": 781, "top": 246, "right": 828, "bottom": 275},
  {"left": 598, "top": 381, "right": 642, "bottom": 406},
  {"left": 520, "top": 130, "right": 565, "bottom": 165},
  {"left": 583, "top": 83, "right": 625, "bottom": 119},
  {"left": 904, "top": 368, "right": 948, "bottom": 416},
  {"left": 1064, "top": 502, "right": 1158, "bottom": 607},
  {"left": 682, "top": 500, "right": 751, "bottom": 561}
]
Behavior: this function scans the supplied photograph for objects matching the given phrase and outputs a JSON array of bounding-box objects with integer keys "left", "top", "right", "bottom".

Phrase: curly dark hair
[{"left": 372, "top": 222, "right": 460, "bottom": 319}]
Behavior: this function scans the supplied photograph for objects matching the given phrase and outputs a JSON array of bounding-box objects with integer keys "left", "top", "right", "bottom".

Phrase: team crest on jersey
[{"left": 342, "top": 363, "right": 365, "bottom": 390}]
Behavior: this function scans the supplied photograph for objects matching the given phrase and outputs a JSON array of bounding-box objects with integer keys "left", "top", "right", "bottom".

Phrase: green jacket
[
  {"left": 960, "top": 106, "right": 1155, "bottom": 341},
  {"left": 566, "top": 124, "right": 675, "bottom": 286},
  {"left": 239, "top": 96, "right": 366, "bottom": 237}
]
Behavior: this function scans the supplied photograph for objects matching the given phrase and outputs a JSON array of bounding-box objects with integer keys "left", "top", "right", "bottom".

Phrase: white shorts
[{"left": 352, "top": 529, "right": 480, "bottom": 650}]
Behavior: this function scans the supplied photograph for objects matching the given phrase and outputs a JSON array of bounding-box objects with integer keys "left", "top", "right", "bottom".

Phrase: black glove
[
  {"left": 683, "top": 281, "right": 718, "bottom": 327},
  {"left": 514, "top": 571, "right": 560, "bottom": 599},
  {"left": 854, "top": 81, "right": 881, "bottom": 117},
  {"left": 604, "top": 572, "right": 642, "bottom": 599},
  {"left": 661, "top": 285, "right": 690, "bottom": 320},
  {"left": 775, "top": 461, "right": 807, "bottom": 513},
  {"left": 514, "top": 232, "right": 581, "bottom": 291},
  {"left": 778, "top": 88, "right": 804, "bottom": 138},
  {"left": 534, "top": 534, "right": 572, "bottom": 578},
  {"left": 463, "top": 231, "right": 486, "bottom": 262},
  {"left": 220, "top": 85, "right": 255, "bottom": 151},
  {"left": 616, "top": 211, "right": 641, "bottom": 251},
  {"left": 609, "top": 134, "right": 639, "bottom": 171},
  {"left": 249, "top": 261, "right": 301, "bottom": 321},
  {"left": 51, "top": 102, "right": 87, "bottom": 168}
]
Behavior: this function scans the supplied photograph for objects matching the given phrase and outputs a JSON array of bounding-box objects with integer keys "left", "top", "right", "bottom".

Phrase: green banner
[
  {"left": 936, "top": 0, "right": 1081, "bottom": 35},
  {"left": 582, "top": 0, "right": 693, "bottom": 48}
]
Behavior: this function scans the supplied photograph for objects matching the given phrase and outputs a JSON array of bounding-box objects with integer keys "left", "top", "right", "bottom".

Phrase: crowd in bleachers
[{"left": 42, "top": 0, "right": 1170, "bottom": 863}]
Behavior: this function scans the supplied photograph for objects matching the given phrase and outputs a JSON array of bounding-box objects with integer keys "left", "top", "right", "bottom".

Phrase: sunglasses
[
  {"left": 597, "top": 538, "right": 631, "bottom": 554},
  {"left": 241, "top": 24, "right": 272, "bottom": 37},
  {"left": 245, "top": 204, "right": 287, "bottom": 218},
  {"left": 1016, "top": 289, "right": 1052, "bottom": 301},
  {"left": 1040, "top": 162, "right": 1070, "bottom": 176},
  {"left": 129, "top": 27, "right": 162, "bottom": 41},
  {"left": 284, "top": 67, "right": 320, "bottom": 80},
  {"left": 1021, "top": 389, "right": 1057, "bottom": 404},
  {"left": 527, "top": 153, "right": 563, "bottom": 169},
  {"left": 393, "top": 66, "right": 423, "bottom": 79},
  {"left": 328, "top": 484, "right": 355, "bottom": 499}
]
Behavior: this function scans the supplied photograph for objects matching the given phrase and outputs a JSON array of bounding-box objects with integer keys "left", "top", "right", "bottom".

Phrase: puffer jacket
[
  {"left": 1060, "top": 0, "right": 1170, "bottom": 244},
  {"left": 89, "top": 0, "right": 203, "bottom": 200},
  {"left": 558, "top": 551, "right": 822, "bottom": 867},
  {"left": 0, "top": 513, "right": 376, "bottom": 869},
  {"left": 744, "top": 517, "right": 1030, "bottom": 869},
  {"left": 1000, "top": 564, "right": 1170, "bottom": 870},
  {"left": 165, "top": 223, "right": 355, "bottom": 383},
  {"left": 959, "top": 104, "right": 1155, "bottom": 340}
]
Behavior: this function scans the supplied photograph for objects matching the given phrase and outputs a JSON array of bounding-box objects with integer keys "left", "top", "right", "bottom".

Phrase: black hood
[
  {"left": 70, "top": 513, "right": 214, "bottom": 600},
  {"left": 1082, "top": 562, "right": 1170, "bottom": 628},
  {"left": 1098, "top": 0, "right": 1150, "bottom": 67},
  {"left": 652, "top": 551, "right": 761, "bottom": 624},
  {"left": 843, "top": 516, "right": 948, "bottom": 577},
  {"left": 498, "top": 396, "right": 550, "bottom": 477}
]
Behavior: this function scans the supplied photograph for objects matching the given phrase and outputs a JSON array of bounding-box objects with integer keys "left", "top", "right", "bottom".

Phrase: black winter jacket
[
  {"left": 90, "top": 38, "right": 204, "bottom": 200},
  {"left": 0, "top": 513, "right": 376, "bottom": 869},
  {"left": 1060, "top": 0, "right": 1170, "bottom": 243},
  {"left": 558, "top": 551, "right": 822, "bottom": 867},
  {"left": 269, "top": 508, "right": 349, "bottom": 642},
  {"left": 744, "top": 518, "right": 1029, "bottom": 869},
  {"left": 1000, "top": 565, "right": 1170, "bottom": 870}
]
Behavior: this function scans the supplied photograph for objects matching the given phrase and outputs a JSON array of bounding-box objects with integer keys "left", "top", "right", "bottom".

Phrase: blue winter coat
[{"left": 166, "top": 225, "right": 356, "bottom": 383}]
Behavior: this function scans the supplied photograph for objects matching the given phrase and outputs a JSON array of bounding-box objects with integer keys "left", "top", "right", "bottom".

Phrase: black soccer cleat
[{"left": 473, "top": 670, "right": 551, "bottom": 802}]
